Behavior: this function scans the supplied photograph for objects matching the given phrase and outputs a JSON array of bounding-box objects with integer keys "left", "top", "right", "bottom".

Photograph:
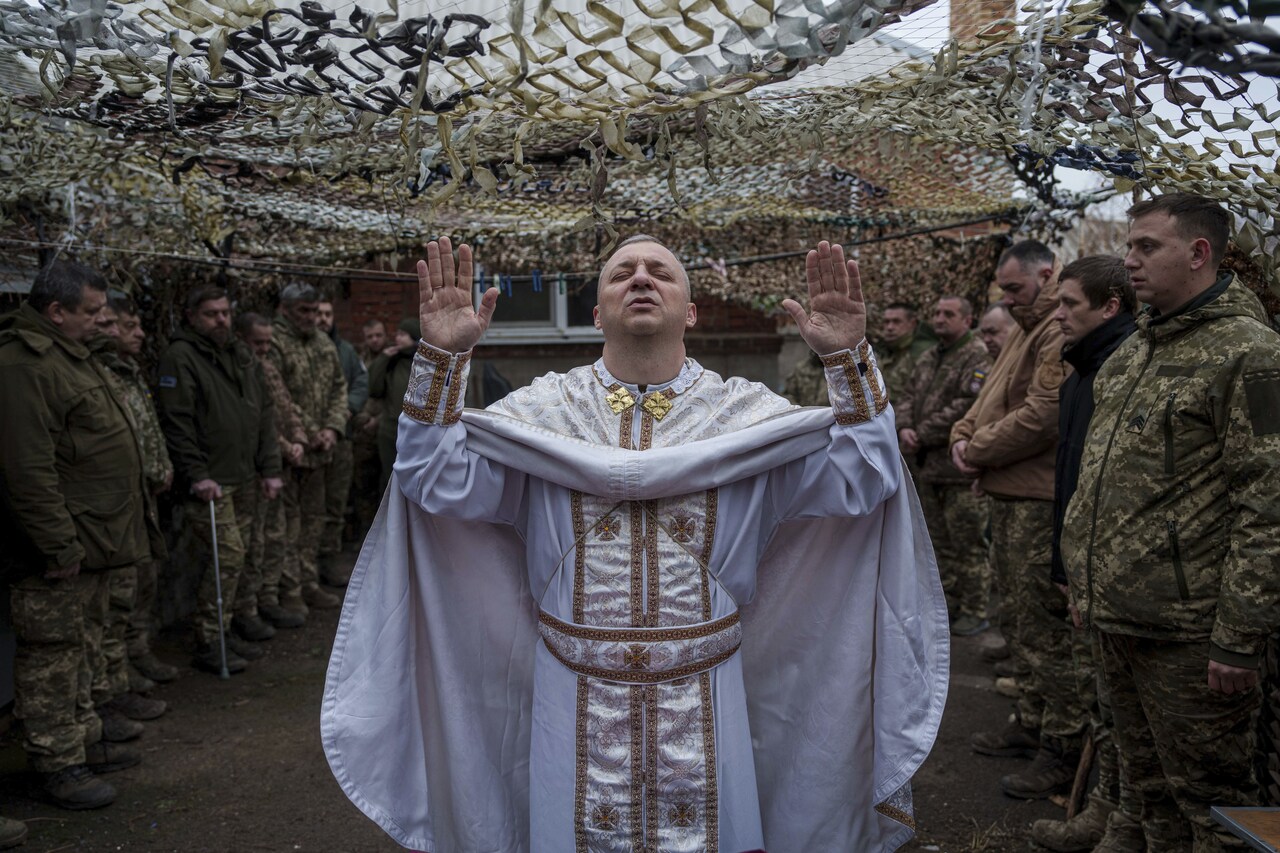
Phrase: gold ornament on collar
[
  {"left": 642, "top": 390, "right": 672, "bottom": 420},
  {"left": 605, "top": 386, "right": 636, "bottom": 414}
]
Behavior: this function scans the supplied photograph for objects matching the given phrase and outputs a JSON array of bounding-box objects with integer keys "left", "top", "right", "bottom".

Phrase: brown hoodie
[{"left": 950, "top": 270, "right": 1068, "bottom": 501}]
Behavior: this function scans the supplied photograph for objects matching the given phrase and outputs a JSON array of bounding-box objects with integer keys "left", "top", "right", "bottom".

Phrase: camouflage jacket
[
  {"left": 1062, "top": 274, "right": 1280, "bottom": 667},
  {"left": 897, "top": 332, "right": 991, "bottom": 484},
  {"left": 875, "top": 333, "right": 934, "bottom": 404},
  {"left": 96, "top": 345, "right": 173, "bottom": 490},
  {"left": 782, "top": 352, "right": 827, "bottom": 407},
  {"left": 268, "top": 316, "right": 348, "bottom": 469},
  {"left": 260, "top": 358, "right": 308, "bottom": 458}
]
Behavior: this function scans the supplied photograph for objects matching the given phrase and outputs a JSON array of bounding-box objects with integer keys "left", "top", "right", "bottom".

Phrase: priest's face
[{"left": 593, "top": 241, "right": 696, "bottom": 343}]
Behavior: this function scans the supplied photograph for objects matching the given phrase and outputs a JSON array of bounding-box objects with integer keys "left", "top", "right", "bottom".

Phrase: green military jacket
[
  {"left": 368, "top": 345, "right": 415, "bottom": 447},
  {"left": 269, "top": 316, "right": 349, "bottom": 469},
  {"left": 95, "top": 344, "right": 173, "bottom": 491},
  {"left": 0, "top": 304, "right": 149, "bottom": 574},
  {"left": 782, "top": 352, "right": 828, "bottom": 407},
  {"left": 896, "top": 331, "right": 991, "bottom": 485},
  {"left": 156, "top": 328, "right": 281, "bottom": 489},
  {"left": 876, "top": 332, "right": 934, "bottom": 404},
  {"left": 1062, "top": 275, "right": 1280, "bottom": 667}
]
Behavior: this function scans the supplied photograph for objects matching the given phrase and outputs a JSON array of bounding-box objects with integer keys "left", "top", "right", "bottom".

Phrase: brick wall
[{"left": 951, "top": 0, "right": 1016, "bottom": 44}]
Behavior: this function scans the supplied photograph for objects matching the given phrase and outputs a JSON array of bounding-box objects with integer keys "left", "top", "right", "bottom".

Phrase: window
[{"left": 475, "top": 266, "right": 603, "bottom": 344}]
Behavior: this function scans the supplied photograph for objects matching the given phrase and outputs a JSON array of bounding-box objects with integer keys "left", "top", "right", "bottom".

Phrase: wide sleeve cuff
[
  {"left": 820, "top": 340, "right": 889, "bottom": 426},
  {"left": 1209, "top": 641, "right": 1261, "bottom": 669},
  {"left": 402, "top": 342, "right": 472, "bottom": 426}
]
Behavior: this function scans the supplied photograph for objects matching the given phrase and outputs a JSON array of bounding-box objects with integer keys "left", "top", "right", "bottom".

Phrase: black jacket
[{"left": 1051, "top": 312, "right": 1137, "bottom": 584}]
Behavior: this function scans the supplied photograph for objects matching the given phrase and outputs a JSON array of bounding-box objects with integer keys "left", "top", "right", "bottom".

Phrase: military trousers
[
  {"left": 989, "top": 497, "right": 1087, "bottom": 739},
  {"left": 1099, "top": 633, "right": 1259, "bottom": 852},
  {"left": 917, "top": 480, "right": 989, "bottom": 620},
  {"left": 126, "top": 559, "right": 158, "bottom": 658},
  {"left": 252, "top": 489, "right": 292, "bottom": 608},
  {"left": 321, "top": 437, "right": 354, "bottom": 557},
  {"left": 92, "top": 564, "right": 137, "bottom": 704},
  {"left": 185, "top": 483, "right": 258, "bottom": 644},
  {"left": 283, "top": 465, "right": 326, "bottom": 595},
  {"left": 10, "top": 570, "right": 109, "bottom": 773}
]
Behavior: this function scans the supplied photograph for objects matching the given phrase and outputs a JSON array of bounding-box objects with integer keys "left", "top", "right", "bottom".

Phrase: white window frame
[{"left": 473, "top": 264, "right": 603, "bottom": 345}]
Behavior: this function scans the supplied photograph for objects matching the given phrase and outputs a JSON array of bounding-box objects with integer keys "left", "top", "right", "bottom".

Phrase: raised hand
[
  {"left": 418, "top": 237, "right": 499, "bottom": 353},
  {"left": 781, "top": 241, "right": 867, "bottom": 356}
]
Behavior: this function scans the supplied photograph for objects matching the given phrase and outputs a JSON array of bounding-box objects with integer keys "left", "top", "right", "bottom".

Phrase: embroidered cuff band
[
  {"left": 403, "top": 341, "right": 472, "bottom": 425},
  {"left": 820, "top": 340, "right": 889, "bottom": 425}
]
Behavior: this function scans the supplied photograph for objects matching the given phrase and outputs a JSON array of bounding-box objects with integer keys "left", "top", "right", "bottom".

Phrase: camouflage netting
[{"left": 1, "top": 0, "right": 1278, "bottom": 301}]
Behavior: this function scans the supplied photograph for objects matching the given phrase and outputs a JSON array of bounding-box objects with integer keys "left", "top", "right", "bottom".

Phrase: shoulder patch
[
  {"left": 969, "top": 369, "right": 986, "bottom": 394},
  {"left": 1244, "top": 369, "right": 1280, "bottom": 437},
  {"left": 158, "top": 375, "right": 178, "bottom": 389}
]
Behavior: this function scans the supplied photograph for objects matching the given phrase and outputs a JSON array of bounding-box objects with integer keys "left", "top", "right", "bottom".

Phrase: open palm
[
  {"left": 781, "top": 241, "right": 868, "bottom": 355},
  {"left": 418, "top": 237, "right": 499, "bottom": 353}
]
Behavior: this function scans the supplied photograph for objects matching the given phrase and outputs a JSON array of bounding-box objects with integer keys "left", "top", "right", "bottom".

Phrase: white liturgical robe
[{"left": 321, "top": 340, "right": 949, "bottom": 853}]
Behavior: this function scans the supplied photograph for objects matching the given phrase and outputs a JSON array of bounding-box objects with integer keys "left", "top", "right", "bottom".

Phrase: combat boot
[
  {"left": 994, "top": 676, "right": 1022, "bottom": 698},
  {"left": 130, "top": 652, "right": 180, "bottom": 683},
  {"left": 84, "top": 741, "right": 141, "bottom": 774},
  {"left": 302, "top": 585, "right": 340, "bottom": 610},
  {"left": 981, "top": 640, "right": 1011, "bottom": 663},
  {"left": 970, "top": 713, "right": 1040, "bottom": 758},
  {"left": 232, "top": 613, "right": 276, "bottom": 642},
  {"left": 128, "top": 666, "right": 157, "bottom": 694},
  {"left": 260, "top": 604, "right": 306, "bottom": 629},
  {"left": 951, "top": 615, "right": 990, "bottom": 637},
  {"left": 42, "top": 765, "right": 116, "bottom": 810},
  {"left": 1000, "top": 736, "right": 1080, "bottom": 799},
  {"left": 191, "top": 642, "right": 247, "bottom": 675},
  {"left": 0, "top": 815, "right": 27, "bottom": 848},
  {"left": 1029, "top": 795, "right": 1116, "bottom": 851},
  {"left": 226, "top": 634, "right": 264, "bottom": 661},
  {"left": 97, "top": 707, "right": 143, "bottom": 742},
  {"left": 104, "top": 692, "right": 167, "bottom": 721},
  {"left": 994, "top": 657, "right": 1030, "bottom": 678},
  {"left": 1092, "top": 809, "right": 1146, "bottom": 853}
]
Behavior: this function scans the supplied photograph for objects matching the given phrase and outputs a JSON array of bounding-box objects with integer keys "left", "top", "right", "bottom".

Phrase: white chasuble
[{"left": 321, "top": 342, "right": 950, "bottom": 853}]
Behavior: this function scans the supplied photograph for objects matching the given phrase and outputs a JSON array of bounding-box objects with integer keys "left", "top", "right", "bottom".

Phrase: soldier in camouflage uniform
[
  {"left": 157, "top": 288, "right": 284, "bottom": 673},
  {"left": 352, "top": 319, "right": 388, "bottom": 531},
  {"left": 235, "top": 313, "right": 308, "bottom": 630},
  {"left": 316, "top": 300, "right": 369, "bottom": 586},
  {"left": 953, "top": 241, "right": 1087, "bottom": 800},
  {"left": 0, "top": 261, "right": 148, "bottom": 809},
  {"left": 896, "top": 296, "right": 992, "bottom": 636},
  {"left": 268, "top": 283, "right": 349, "bottom": 612},
  {"left": 1063, "top": 194, "right": 1280, "bottom": 852}
]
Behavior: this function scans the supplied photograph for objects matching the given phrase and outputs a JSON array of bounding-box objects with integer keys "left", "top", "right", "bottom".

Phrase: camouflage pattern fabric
[
  {"left": 897, "top": 332, "right": 991, "bottom": 485},
  {"left": 260, "top": 358, "right": 308, "bottom": 453},
  {"left": 917, "top": 482, "right": 989, "bottom": 620},
  {"left": 9, "top": 571, "right": 108, "bottom": 773},
  {"left": 126, "top": 560, "right": 158, "bottom": 659},
  {"left": 267, "top": 317, "right": 348, "bottom": 470},
  {"left": 283, "top": 466, "right": 326, "bottom": 597},
  {"left": 876, "top": 333, "right": 934, "bottom": 405},
  {"left": 103, "top": 352, "right": 173, "bottom": 491},
  {"left": 991, "top": 497, "right": 1088, "bottom": 740},
  {"left": 253, "top": 492, "right": 292, "bottom": 608},
  {"left": 782, "top": 352, "right": 827, "bottom": 407},
  {"left": 92, "top": 564, "right": 137, "bottom": 704},
  {"left": 321, "top": 439, "right": 355, "bottom": 558},
  {"left": 1099, "top": 633, "right": 1259, "bottom": 851},
  {"left": 1080, "top": 630, "right": 1140, "bottom": 824},
  {"left": 184, "top": 484, "right": 258, "bottom": 644},
  {"left": 1063, "top": 275, "right": 1280, "bottom": 668}
]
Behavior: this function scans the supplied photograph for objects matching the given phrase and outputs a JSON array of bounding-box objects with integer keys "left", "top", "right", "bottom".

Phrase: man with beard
[{"left": 156, "top": 288, "right": 284, "bottom": 673}]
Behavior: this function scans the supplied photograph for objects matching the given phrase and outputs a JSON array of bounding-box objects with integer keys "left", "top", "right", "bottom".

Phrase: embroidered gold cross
[
  {"left": 593, "top": 805, "right": 620, "bottom": 830},
  {"left": 605, "top": 387, "right": 635, "bottom": 414},
  {"left": 623, "top": 645, "right": 650, "bottom": 670},
  {"left": 669, "top": 802, "right": 698, "bottom": 828},
  {"left": 642, "top": 390, "right": 672, "bottom": 420}
]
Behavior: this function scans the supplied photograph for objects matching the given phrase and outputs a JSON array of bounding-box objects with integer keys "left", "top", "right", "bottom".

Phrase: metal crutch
[{"left": 208, "top": 499, "right": 231, "bottom": 680}]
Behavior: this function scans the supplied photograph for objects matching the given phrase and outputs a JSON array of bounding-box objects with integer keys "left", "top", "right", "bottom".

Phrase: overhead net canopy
[{"left": 1, "top": 0, "right": 1277, "bottom": 296}]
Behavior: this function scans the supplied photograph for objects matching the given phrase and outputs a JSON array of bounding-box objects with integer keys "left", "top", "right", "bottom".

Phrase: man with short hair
[
  {"left": 315, "top": 300, "right": 368, "bottom": 586},
  {"left": 359, "top": 318, "right": 388, "bottom": 364},
  {"left": 351, "top": 318, "right": 388, "bottom": 530},
  {"left": 269, "top": 284, "right": 349, "bottom": 612},
  {"left": 876, "top": 301, "right": 934, "bottom": 395},
  {"left": 233, "top": 313, "right": 308, "bottom": 631},
  {"left": 0, "top": 260, "right": 149, "bottom": 809},
  {"left": 1027, "top": 255, "right": 1142, "bottom": 853},
  {"left": 952, "top": 241, "right": 1086, "bottom": 800},
  {"left": 1063, "top": 194, "right": 1280, "bottom": 850},
  {"left": 897, "top": 296, "right": 992, "bottom": 636},
  {"left": 156, "top": 288, "right": 284, "bottom": 673},
  {"left": 978, "top": 303, "right": 1014, "bottom": 359},
  {"left": 323, "top": 237, "right": 947, "bottom": 849}
]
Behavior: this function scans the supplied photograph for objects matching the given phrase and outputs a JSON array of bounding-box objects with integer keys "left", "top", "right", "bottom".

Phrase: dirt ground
[{"left": 1, "top": 546, "right": 1063, "bottom": 853}]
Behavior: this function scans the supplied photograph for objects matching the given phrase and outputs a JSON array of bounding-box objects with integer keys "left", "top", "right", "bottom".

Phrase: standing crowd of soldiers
[
  {"left": 791, "top": 192, "right": 1280, "bottom": 853},
  {"left": 0, "top": 266, "right": 420, "bottom": 838}
]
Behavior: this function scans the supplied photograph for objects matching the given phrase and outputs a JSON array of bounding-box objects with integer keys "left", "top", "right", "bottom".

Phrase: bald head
[{"left": 978, "top": 303, "right": 1014, "bottom": 359}]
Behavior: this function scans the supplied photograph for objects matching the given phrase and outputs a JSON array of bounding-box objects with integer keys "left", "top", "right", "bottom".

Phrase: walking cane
[{"left": 208, "top": 499, "right": 231, "bottom": 680}]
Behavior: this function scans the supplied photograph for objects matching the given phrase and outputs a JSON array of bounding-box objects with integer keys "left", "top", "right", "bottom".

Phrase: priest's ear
[{"left": 685, "top": 303, "right": 697, "bottom": 329}]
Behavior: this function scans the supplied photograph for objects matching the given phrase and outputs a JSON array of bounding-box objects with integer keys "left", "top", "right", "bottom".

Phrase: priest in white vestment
[{"left": 322, "top": 237, "right": 950, "bottom": 853}]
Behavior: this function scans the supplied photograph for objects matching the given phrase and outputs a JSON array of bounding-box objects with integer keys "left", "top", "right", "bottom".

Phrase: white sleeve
[
  {"left": 768, "top": 340, "right": 902, "bottom": 521},
  {"left": 394, "top": 342, "right": 527, "bottom": 525}
]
